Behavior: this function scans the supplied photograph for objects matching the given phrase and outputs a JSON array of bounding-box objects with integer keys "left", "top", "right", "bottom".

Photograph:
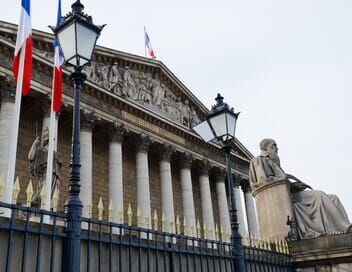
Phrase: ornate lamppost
[
  {"left": 53, "top": 1, "right": 104, "bottom": 271},
  {"left": 193, "top": 93, "right": 246, "bottom": 272}
]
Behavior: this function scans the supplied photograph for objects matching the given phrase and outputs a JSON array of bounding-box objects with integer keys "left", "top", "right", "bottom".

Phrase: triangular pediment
[
  {"left": 0, "top": 20, "right": 253, "bottom": 162},
  {"left": 82, "top": 60, "right": 204, "bottom": 130}
]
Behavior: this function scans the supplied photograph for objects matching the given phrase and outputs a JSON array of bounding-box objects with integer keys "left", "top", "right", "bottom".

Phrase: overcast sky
[{"left": 1, "top": 0, "right": 352, "bottom": 220}]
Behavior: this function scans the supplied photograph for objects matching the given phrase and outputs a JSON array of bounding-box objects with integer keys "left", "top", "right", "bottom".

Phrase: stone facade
[{"left": 0, "top": 21, "right": 256, "bottom": 237}]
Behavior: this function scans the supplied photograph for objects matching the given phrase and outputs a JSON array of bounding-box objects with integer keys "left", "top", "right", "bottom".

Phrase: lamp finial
[{"left": 72, "top": 0, "right": 84, "bottom": 14}]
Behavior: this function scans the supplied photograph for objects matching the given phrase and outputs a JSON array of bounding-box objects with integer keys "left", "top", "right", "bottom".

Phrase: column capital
[
  {"left": 241, "top": 179, "right": 251, "bottom": 193},
  {"left": 81, "top": 109, "right": 98, "bottom": 131},
  {"left": 159, "top": 144, "right": 175, "bottom": 162},
  {"left": 233, "top": 173, "right": 242, "bottom": 187},
  {"left": 0, "top": 76, "right": 16, "bottom": 103},
  {"left": 108, "top": 122, "right": 128, "bottom": 143},
  {"left": 180, "top": 152, "right": 193, "bottom": 169},
  {"left": 198, "top": 160, "right": 211, "bottom": 176},
  {"left": 135, "top": 134, "right": 152, "bottom": 153},
  {"left": 214, "top": 167, "right": 227, "bottom": 182}
]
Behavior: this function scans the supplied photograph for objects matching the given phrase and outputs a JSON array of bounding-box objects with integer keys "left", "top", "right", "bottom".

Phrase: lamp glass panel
[
  {"left": 193, "top": 121, "right": 215, "bottom": 142},
  {"left": 76, "top": 22, "right": 98, "bottom": 61},
  {"left": 226, "top": 112, "right": 237, "bottom": 138},
  {"left": 208, "top": 113, "right": 227, "bottom": 138},
  {"left": 57, "top": 22, "right": 76, "bottom": 64}
]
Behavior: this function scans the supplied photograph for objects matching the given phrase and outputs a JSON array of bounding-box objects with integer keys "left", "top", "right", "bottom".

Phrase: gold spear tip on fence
[
  {"left": 153, "top": 209, "right": 158, "bottom": 231},
  {"left": 98, "top": 196, "right": 104, "bottom": 221},
  {"left": 161, "top": 212, "right": 165, "bottom": 232},
  {"left": 52, "top": 186, "right": 59, "bottom": 212},
  {"left": 26, "top": 179, "right": 34, "bottom": 207},
  {"left": 203, "top": 222, "right": 207, "bottom": 239},
  {"left": 87, "top": 200, "right": 93, "bottom": 218},
  {"left": 145, "top": 209, "right": 151, "bottom": 229},
  {"left": 176, "top": 215, "right": 181, "bottom": 234},
  {"left": 197, "top": 219, "right": 201, "bottom": 238},
  {"left": 108, "top": 200, "right": 113, "bottom": 222},
  {"left": 12, "top": 176, "right": 21, "bottom": 204},
  {"left": 136, "top": 206, "right": 141, "bottom": 225},
  {"left": 0, "top": 174, "right": 5, "bottom": 197},
  {"left": 127, "top": 203, "right": 132, "bottom": 226},
  {"left": 215, "top": 224, "right": 219, "bottom": 241},
  {"left": 118, "top": 205, "right": 123, "bottom": 224}
]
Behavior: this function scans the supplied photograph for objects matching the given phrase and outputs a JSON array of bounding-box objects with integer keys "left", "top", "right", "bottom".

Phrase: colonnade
[{"left": 0, "top": 89, "right": 260, "bottom": 239}]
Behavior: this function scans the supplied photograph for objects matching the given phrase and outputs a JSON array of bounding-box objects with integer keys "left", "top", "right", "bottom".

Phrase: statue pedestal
[{"left": 252, "top": 180, "right": 293, "bottom": 240}]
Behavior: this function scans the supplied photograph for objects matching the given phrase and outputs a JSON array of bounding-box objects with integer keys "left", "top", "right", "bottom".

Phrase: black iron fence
[{"left": 0, "top": 201, "right": 292, "bottom": 272}]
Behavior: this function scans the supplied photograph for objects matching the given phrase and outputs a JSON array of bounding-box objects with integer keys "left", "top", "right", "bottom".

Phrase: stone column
[
  {"left": 215, "top": 169, "right": 231, "bottom": 240},
  {"left": 108, "top": 123, "right": 127, "bottom": 224},
  {"left": 242, "top": 180, "right": 260, "bottom": 238},
  {"left": 159, "top": 144, "right": 175, "bottom": 232},
  {"left": 135, "top": 134, "right": 152, "bottom": 229},
  {"left": 0, "top": 78, "right": 15, "bottom": 204},
  {"left": 80, "top": 111, "right": 96, "bottom": 217},
  {"left": 233, "top": 175, "right": 247, "bottom": 236},
  {"left": 180, "top": 153, "right": 196, "bottom": 236},
  {"left": 198, "top": 161, "right": 215, "bottom": 239}
]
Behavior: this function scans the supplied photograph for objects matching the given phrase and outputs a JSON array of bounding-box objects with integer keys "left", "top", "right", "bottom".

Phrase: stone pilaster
[
  {"left": 0, "top": 76, "right": 15, "bottom": 204},
  {"left": 180, "top": 153, "right": 196, "bottom": 236},
  {"left": 135, "top": 134, "right": 152, "bottom": 228},
  {"left": 108, "top": 123, "right": 127, "bottom": 223},
  {"left": 233, "top": 174, "right": 247, "bottom": 236},
  {"left": 242, "top": 179, "right": 260, "bottom": 238},
  {"left": 215, "top": 168, "right": 231, "bottom": 240},
  {"left": 198, "top": 161, "right": 215, "bottom": 239},
  {"left": 80, "top": 110, "right": 97, "bottom": 217},
  {"left": 159, "top": 144, "right": 175, "bottom": 232}
]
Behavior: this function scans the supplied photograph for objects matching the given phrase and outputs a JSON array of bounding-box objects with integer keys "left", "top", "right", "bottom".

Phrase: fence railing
[{"left": 0, "top": 200, "right": 293, "bottom": 272}]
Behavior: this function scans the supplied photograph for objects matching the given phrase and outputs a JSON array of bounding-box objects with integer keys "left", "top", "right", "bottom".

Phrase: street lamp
[
  {"left": 193, "top": 93, "right": 246, "bottom": 272},
  {"left": 53, "top": 1, "right": 104, "bottom": 271}
]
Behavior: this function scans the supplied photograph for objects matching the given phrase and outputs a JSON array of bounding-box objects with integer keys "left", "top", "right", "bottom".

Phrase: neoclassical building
[{"left": 0, "top": 21, "right": 259, "bottom": 240}]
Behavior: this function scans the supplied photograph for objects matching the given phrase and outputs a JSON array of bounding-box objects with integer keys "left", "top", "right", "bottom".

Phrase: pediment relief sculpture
[{"left": 83, "top": 62, "right": 201, "bottom": 129}]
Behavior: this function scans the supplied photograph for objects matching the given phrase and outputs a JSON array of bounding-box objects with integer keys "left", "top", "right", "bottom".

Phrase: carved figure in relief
[
  {"left": 85, "top": 64, "right": 97, "bottom": 82},
  {"left": 108, "top": 63, "right": 122, "bottom": 95},
  {"left": 182, "top": 99, "right": 191, "bottom": 127},
  {"left": 135, "top": 75, "right": 152, "bottom": 104},
  {"left": 150, "top": 73, "right": 164, "bottom": 106},
  {"left": 122, "top": 66, "right": 135, "bottom": 98},
  {"left": 190, "top": 106, "right": 200, "bottom": 127},
  {"left": 101, "top": 65, "right": 110, "bottom": 89},
  {"left": 28, "top": 129, "right": 62, "bottom": 207},
  {"left": 175, "top": 96, "right": 183, "bottom": 123},
  {"left": 249, "top": 138, "right": 352, "bottom": 238}
]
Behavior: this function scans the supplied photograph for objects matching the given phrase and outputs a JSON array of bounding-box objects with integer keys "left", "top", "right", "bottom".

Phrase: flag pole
[
  {"left": 44, "top": 93, "right": 56, "bottom": 217},
  {"left": 4, "top": 44, "right": 26, "bottom": 213},
  {"left": 144, "top": 26, "right": 146, "bottom": 58}
]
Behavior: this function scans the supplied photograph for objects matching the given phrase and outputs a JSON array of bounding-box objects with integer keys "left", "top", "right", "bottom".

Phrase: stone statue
[
  {"left": 28, "top": 129, "right": 61, "bottom": 207},
  {"left": 249, "top": 138, "right": 351, "bottom": 239},
  {"left": 108, "top": 63, "right": 122, "bottom": 95},
  {"left": 150, "top": 73, "right": 164, "bottom": 106},
  {"left": 122, "top": 66, "right": 135, "bottom": 98}
]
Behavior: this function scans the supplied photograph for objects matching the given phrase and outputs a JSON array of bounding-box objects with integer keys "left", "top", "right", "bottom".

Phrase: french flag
[
  {"left": 144, "top": 27, "right": 156, "bottom": 58},
  {"left": 13, "top": 0, "right": 32, "bottom": 96},
  {"left": 52, "top": 0, "right": 64, "bottom": 112}
]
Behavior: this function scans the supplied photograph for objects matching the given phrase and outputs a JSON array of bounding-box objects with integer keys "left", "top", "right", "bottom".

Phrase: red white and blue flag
[
  {"left": 13, "top": 0, "right": 32, "bottom": 96},
  {"left": 144, "top": 27, "right": 156, "bottom": 58},
  {"left": 52, "top": 0, "right": 64, "bottom": 112}
]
